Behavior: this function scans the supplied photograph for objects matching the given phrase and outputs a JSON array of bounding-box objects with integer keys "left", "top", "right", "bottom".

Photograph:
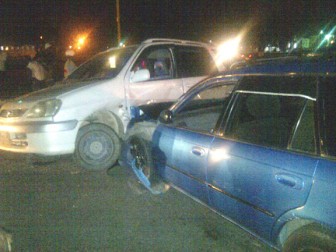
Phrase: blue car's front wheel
[
  {"left": 130, "top": 137, "right": 152, "bottom": 179},
  {"left": 128, "top": 135, "right": 168, "bottom": 194}
]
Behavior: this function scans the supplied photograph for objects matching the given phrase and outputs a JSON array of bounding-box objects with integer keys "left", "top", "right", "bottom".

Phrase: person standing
[
  {"left": 26, "top": 60, "right": 49, "bottom": 91},
  {"left": 64, "top": 49, "right": 77, "bottom": 78},
  {"left": 34, "top": 42, "right": 57, "bottom": 81}
]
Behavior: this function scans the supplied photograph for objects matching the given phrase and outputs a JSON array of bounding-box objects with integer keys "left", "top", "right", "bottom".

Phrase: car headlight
[{"left": 26, "top": 99, "right": 62, "bottom": 118}]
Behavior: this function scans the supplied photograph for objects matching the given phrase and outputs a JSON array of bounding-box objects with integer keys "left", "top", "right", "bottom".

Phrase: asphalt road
[{"left": 0, "top": 153, "right": 275, "bottom": 252}]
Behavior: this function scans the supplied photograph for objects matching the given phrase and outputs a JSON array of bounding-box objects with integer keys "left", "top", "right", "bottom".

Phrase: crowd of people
[
  {"left": 0, "top": 40, "right": 80, "bottom": 102},
  {"left": 0, "top": 37, "right": 128, "bottom": 99},
  {"left": 27, "top": 42, "right": 77, "bottom": 90},
  {"left": 0, "top": 43, "right": 78, "bottom": 100}
]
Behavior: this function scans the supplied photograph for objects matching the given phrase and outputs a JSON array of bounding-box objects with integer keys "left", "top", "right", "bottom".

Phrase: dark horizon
[{"left": 1, "top": 0, "right": 336, "bottom": 51}]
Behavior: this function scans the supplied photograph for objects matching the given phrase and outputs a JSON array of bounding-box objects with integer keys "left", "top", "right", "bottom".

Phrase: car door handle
[
  {"left": 275, "top": 174, "right": 303, "bottom": 190},
  {"left": 191, "top": 146, "right": 206, "bottom": 157}
]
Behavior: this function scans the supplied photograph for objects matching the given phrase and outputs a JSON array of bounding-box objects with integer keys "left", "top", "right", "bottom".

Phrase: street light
[
  {"left": 76, "top": 35, "right": 88, "bottom": 50},
  {"left": 78, "top": 37, "right": 85, "bottom": 46},
  {"left": 325, "top": 34, "right": 332, "bottom": 41}
]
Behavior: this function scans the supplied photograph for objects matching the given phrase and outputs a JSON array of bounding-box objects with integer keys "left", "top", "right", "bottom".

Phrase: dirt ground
[{"left": 0, "top": 152, "right": 276, "bottom": 251}]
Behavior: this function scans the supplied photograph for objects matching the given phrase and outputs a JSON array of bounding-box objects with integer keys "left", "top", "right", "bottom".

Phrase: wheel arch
[
  {"left": 78, "top": 109, "right": 125, "bottom": 137},
  {"left": 276, "top": 218, "right": 314, "bottom": 248},
  {"left": 278, "top": 220, "right": 336, "bottom": 251}
]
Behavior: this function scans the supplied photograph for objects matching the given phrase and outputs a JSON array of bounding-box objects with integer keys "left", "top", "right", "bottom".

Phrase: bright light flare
[
  {"left": 325, "top": 34, "right": 332, "bottom": 40},
  {"left": 0, "top": 125, "right": 17, "bottom": 132},
  {"left": 109, "top": 56, "right": 116, "bottom": 68},
  {"left": 209, "top": 148, "right": 231, "bottom": 163},
  {"left": 74, "top": 33, "right": 89, "bottom": 50},
  {"left": 78, "top": 37, "right": 85, "bottom": 45},
  {"left": 215, "top": 37, "right": 241, "bottom": 65}
]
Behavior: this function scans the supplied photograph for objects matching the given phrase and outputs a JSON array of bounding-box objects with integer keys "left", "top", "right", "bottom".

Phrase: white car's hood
[{"left": 1, "top": 79, "right": 105, "bottom": 110}]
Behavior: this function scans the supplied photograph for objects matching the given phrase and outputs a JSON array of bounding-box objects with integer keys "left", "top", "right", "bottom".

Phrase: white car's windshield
[{"left": 67, "top": 46, "right": 137, "bottom": 82}]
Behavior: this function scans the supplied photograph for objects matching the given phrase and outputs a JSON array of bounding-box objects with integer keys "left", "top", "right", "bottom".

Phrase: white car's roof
[{"left": 141, "top": 38, "right": 212, "bottom": 48}]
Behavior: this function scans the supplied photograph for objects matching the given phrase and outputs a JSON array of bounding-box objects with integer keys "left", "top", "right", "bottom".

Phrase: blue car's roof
[{"left": 226, "top": 56, "right": 336, "bottom": 75}]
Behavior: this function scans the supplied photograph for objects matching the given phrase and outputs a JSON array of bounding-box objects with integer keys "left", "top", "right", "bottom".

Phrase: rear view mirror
[
  {"left": 159, "top": 110, "right": 173, "bottom": 124},
  {"left": 131, "top": 69, "right": 150, "bottom": 83}
]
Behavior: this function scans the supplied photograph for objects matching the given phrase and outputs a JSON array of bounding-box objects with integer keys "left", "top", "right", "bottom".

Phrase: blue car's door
[
  {"left": 153, "top": 82, "right": 236, "bottom": 203},
  {"left": 207, "top": 82, "right": 318, "bottom": 241},
  {"left": 154, "top": 125, "right": 213, "bottom": 202},
  {"left": 207, "top": 139, "right": 317, "bottom": 240}
]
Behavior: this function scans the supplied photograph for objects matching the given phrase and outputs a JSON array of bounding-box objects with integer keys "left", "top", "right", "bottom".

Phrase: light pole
[{"left": 116, "top": 0, "right": 121, "bottom": 45}]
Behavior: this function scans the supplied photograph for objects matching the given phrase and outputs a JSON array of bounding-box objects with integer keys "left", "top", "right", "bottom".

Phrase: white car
[{"left": 0, "top": 38, "right": 221, "bottom": 170}]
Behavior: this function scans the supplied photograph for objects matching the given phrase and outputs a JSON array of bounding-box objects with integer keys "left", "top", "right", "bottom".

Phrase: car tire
[
  {"left": 282, "top": 223, "right": 336, "bottom": 252},
  {"left": 74, "top": 123, "right": 120, "bottom": 171},
  {"left": 128, "top": 134, "right": 168, "bottom": 194}
]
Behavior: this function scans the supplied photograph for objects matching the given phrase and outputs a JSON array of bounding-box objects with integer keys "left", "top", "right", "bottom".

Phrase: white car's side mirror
[{"left": 131, "top": 69, "right": 150, "bottom": 83}]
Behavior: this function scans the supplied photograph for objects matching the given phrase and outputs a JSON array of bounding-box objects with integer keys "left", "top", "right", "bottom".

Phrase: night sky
[{"left": 1, "top": 0, "right": 336, "bottom": 52}]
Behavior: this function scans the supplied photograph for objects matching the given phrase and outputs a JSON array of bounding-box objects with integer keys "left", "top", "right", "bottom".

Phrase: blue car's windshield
[{"left": 67, "top": 46, "right": 137, "bottom": 82}]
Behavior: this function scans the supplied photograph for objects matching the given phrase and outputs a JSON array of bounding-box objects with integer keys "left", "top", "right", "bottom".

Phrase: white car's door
[
  {"left": 125, "top": 45, "right": 184, "bottom": 106},
  {"left": 127, "top": 78, "right": 184, "bottom": 106}
]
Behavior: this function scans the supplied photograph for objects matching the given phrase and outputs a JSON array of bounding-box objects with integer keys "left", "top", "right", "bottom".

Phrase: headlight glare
[{"left": 26, "top": 99, "right": 62, "bottom": 118}]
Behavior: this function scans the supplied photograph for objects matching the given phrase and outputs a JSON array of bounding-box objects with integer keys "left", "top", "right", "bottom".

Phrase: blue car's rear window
[{"left": 238, "top": 76, "right": 317, "bottom": 98}]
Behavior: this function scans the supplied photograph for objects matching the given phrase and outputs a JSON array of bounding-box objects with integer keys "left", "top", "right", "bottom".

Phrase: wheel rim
[
  {"left": 130, "top": 140, "right": 150, "bottom": 178},
  {"left": 80, "top": 131, "right": 114, "bottom": 164}
]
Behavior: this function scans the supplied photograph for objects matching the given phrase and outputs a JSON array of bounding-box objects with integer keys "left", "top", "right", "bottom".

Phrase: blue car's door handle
[
  {"left": 191, "top": 146, "right": 206, "bottom": 157},
  {"left": 275, "top": 174, "right": 303, "bottom": 190}
]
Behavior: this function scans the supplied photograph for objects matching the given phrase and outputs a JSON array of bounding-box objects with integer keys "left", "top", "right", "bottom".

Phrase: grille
[{"left": 0, "top": 109, "right": 27, "bottom": 118}]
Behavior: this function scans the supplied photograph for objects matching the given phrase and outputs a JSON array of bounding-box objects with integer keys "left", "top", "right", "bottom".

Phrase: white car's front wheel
[{"left": 74, "top": 124, "right": 120, "bottom": 171}]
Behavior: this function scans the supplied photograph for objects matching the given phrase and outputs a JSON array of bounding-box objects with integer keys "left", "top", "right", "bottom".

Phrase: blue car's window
[
  {"left": 289, "top": 100, "right": 316, "bottom": 154},
  {"left": 225, "top": 92, "right": 314, "bottom": 149},
  {"left": 172, "top": 83, "right": 234, "bottom": 133}
]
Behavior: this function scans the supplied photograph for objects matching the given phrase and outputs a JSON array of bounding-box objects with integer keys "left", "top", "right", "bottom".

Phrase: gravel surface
[{"left": 0, "top": 152, "right": 276, "bottom": 251}]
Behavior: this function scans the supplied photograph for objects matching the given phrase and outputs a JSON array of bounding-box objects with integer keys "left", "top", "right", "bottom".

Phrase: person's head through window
[
  {"left": 134, "top": 59, "right": 147, "bottom": 72},
  {"left": 154, "top": 59, "right": 168, "bottom": 77}
]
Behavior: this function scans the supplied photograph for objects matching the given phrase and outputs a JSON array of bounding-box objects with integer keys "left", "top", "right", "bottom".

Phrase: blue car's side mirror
[{"left": 159, "top": 110, "right": 173, "bottom": 124}]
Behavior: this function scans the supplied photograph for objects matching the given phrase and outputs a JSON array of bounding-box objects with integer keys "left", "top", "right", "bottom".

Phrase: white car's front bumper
[{"left": 0, "top": 120, "right": 78, "bottom": 155}]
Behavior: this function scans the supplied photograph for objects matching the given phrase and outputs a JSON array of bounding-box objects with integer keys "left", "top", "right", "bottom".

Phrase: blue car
[{"left": 121, "top": 73, "right": 336, "bottom": 251}]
